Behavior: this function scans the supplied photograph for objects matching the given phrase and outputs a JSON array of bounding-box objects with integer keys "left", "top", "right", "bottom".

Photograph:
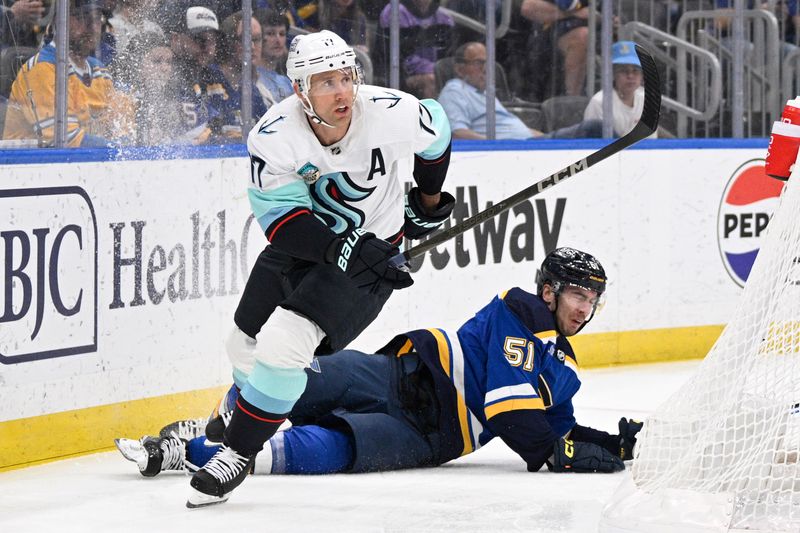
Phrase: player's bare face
[
  {"left": 555, "top": 286, "right": 598, "bottom": 336},
  {"left": 308, "top": 69, "right": 355, "bottom": 128}
]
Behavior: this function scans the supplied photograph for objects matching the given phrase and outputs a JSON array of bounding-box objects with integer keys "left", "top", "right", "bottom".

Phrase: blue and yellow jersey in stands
[
  {"left": 204, "top": 64, "right": 269, "bottom": 143},
  {"left": 3, "top": 43, "right": 134, "bottom": 147},
  {"left": 399, "top": 287, "right": 581, "bottom": 465}
]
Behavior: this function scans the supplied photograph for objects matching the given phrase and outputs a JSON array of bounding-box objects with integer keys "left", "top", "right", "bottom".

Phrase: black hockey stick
[{"left": 390, "top": 43, "right": 661, "bottom": 269}]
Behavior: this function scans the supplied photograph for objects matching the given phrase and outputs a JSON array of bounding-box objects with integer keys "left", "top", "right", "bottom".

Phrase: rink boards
[{"left": 0, "top": 139, "right": 773, "bottom": 469}]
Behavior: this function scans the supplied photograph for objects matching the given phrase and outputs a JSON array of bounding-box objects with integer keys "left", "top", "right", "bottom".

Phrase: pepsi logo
[{"left": 717, "top": 159, "right": 786, "bottom": 287}]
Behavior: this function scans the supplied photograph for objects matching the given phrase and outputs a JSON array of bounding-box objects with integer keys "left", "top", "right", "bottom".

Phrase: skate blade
[
  {"left": 114, "top": 438, "right": 148, "bottom": 470},
  {"left": 186, "top": 487, "right": 230, "bottom": 509}
]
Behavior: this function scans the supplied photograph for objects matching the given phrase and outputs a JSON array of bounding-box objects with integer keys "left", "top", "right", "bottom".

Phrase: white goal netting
[{"left": 600, "top": 172, "right": 800, "bottom": 533}]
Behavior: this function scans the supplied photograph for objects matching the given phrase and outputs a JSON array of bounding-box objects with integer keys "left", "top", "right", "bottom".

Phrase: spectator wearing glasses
[
  {"left": 438, "top": 42, "right": 601, "bottom": 140},
  {"left": 3, "top": 0, "right": 135, "bottom": 146},
  {"left": 447, "top": 0, "right": 588, "bottom": 102}
]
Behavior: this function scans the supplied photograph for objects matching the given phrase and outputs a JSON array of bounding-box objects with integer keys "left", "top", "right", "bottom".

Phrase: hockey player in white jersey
[{"left": 187, "top": 30, "right": 455, "bottom": 507}]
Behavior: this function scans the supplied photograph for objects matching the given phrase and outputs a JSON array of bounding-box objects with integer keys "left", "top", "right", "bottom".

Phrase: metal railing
[
  {"left": 676, "top": 8, "right": 781, "bottom": 137},
  {"left": 439, "top": 0, "right": 513, "bottom": 40},
  {"left": 620, "top": 21, "right": 722, "bottom": 137}
]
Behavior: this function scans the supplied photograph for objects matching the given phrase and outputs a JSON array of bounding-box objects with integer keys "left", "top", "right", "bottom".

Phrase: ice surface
[{"left": 0, "top": 360, "right": 699, "bottom": 533}]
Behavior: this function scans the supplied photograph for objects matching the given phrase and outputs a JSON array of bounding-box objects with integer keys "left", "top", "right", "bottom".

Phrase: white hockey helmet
[{"left": 286, "top": 30, "right": 361, "bottom": 125}]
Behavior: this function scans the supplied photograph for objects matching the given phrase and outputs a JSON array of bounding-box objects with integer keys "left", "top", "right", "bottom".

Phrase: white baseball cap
[{"left": 185, "top": 6, "right": 219, "bottom": 33}]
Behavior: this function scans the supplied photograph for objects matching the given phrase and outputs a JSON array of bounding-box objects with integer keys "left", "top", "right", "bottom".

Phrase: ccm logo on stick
[{"left": 0, "top": 187, "right": 98, "bottom": 364}]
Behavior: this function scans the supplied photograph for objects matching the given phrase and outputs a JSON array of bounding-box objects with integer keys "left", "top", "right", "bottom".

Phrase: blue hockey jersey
[{"left": 396, "top": 287, "right": 581, "bottom": 466}]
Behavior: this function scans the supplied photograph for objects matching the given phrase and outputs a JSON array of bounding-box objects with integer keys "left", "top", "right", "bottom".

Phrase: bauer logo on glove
[{"left": 326, "top": 228, "right": 413, "bottom": 293}]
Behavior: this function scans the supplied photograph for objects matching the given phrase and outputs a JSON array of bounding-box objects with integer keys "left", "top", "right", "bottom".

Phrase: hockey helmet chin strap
[
  {"left": 297, "top": 68, "right": 361, "bottom": 129},
  {"left": 548, "top": 281, "right": 602, "bottom": 336}
]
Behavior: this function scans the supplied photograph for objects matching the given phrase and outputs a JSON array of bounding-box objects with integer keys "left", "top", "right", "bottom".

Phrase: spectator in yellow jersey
[{"left": 3, "top": 0, "right": 134, "bottom": 147}]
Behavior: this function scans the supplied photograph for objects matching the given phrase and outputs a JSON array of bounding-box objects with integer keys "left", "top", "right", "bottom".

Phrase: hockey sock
[
  {"left": 274, "top": 426, "right": 354, "bottom": 475},
  {"left": 225, "top": 361, "right": 308, "bottom": 455},
  {"left": 224, "top": 396, "right": 288, "bottom": 455},
  {"left": 232, "top": 368, "right": 249, "bottom": 390}
]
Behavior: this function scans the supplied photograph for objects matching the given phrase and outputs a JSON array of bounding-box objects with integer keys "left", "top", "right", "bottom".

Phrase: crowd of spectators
[{"left": 0, "top": 0, "right": 794, "bottom": 147}]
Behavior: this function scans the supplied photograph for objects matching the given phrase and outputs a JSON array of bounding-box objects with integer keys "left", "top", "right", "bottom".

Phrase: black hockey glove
[
  {"left": 617, "top": 417, "right": 644, "bottom": 461},
  {"left": 403, "top": 187, "right": 455, "bottom": 240},
  {"left": 547, "top": 438, "right": 624, "bottom": 473},
  {"left": 326, "top": 228, "right": 413, "bottom": 293}
]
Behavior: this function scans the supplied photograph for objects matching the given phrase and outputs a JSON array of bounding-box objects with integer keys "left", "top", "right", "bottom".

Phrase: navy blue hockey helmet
[{"left": 535, "top": 247, "right": 607, "bottom": 297}]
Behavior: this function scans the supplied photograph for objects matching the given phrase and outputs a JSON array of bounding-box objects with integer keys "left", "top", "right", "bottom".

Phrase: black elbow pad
[{"left": 413, "top": 142, "right": 451, "bottom": 195}]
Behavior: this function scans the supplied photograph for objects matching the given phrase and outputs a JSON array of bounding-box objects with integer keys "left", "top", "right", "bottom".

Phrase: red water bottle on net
[{"left": 765, "top": 97, "right": 800, "bottom": 181}]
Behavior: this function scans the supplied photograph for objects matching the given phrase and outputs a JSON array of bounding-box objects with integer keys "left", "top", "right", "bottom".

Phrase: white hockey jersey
[{"left": 246, "top": 84, "right": 451, "bottom": 241}]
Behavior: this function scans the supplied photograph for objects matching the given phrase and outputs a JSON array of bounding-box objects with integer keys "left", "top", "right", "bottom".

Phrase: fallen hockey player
[{"left": 116, "top": 247, "right": 642, "bottom": 497}]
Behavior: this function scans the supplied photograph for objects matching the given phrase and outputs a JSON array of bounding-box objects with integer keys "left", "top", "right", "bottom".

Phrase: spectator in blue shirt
[{"left": 438, "top": 42, "right": 600, "bottom": 140}]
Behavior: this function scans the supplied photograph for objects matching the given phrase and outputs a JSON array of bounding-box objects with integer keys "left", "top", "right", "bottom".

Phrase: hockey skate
[
  {"left": 158, "top": 417, "right": 209, "bottom": 441},
  {"left": 204, "top": 384, "right": 239, "bottom": 443},
  {"left": 186, "top": 445, "right": 255, "bottom": 508},
  {"left": 114, "top": 435, "right": 196, "bottom": 477},
  {"left": 204, "top": 411, "right": 234, "bottom": 443}
]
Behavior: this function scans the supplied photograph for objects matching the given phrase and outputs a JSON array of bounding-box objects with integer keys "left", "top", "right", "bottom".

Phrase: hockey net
[{"left": 600, "top": 171, "right": 800, "bottom": 533}]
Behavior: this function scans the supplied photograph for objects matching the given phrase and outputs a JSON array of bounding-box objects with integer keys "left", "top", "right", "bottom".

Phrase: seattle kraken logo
[
  {"left": 258, "top": 115, "right": 286, "bottom": 135},
  {"left": 370, "top": 91, "right": 401, "bottom": 109},
  {"left": 309, "top": 173, "right": 374, "bottom": 234}
]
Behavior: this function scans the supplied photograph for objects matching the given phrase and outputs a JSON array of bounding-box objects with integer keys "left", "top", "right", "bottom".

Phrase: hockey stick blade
[{"left": 390, "top": 43, "right": 661, "bottom": 270}]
